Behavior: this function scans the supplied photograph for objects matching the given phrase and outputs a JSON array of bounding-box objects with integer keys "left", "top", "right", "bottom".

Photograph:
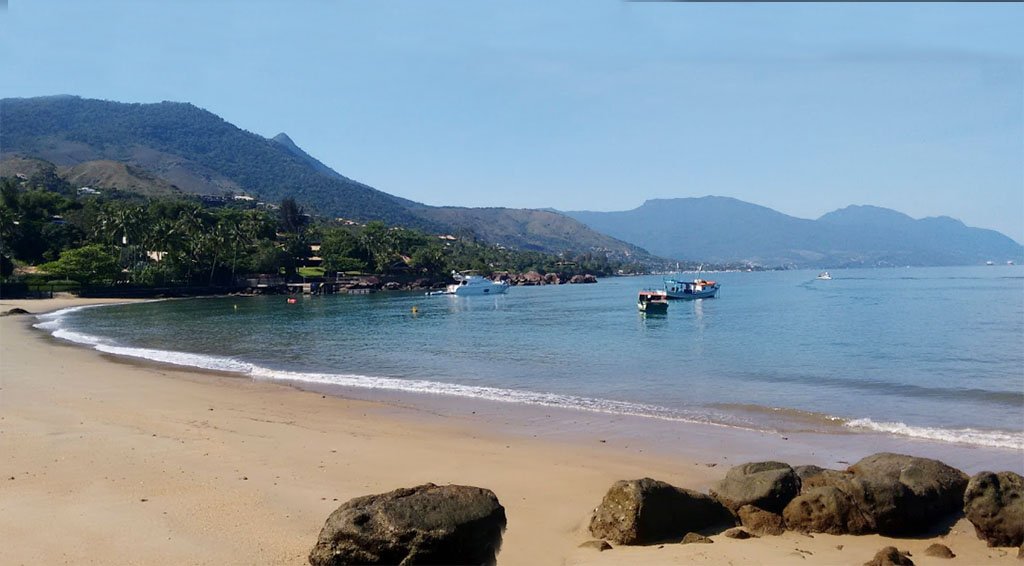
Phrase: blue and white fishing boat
[{"left": 663, "top": 277, "right": 719, "bottom": 300}]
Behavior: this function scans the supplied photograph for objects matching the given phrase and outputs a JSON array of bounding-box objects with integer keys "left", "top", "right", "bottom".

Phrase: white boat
[
  {"left": 817, "top": 271, "right": 832, "bottom": 280},
  {"left": 428, "top": 271, "right": 510, "bottom": 296}
]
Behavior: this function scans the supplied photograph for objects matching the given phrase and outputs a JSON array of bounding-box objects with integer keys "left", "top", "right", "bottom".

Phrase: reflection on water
[{"left": 442, "top": 295, "right": 508, "bottom": 313}]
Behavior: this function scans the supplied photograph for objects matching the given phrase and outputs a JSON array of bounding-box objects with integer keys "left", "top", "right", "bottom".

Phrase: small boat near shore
[
  {"left": 663, "top": 277, "right": 719, "bottom": 300},
  {"left": 637, "top": 290, "right": 669, "bottom": 313},
  {"left": 427, "top": 271, "right": 510, "bottom": 296},
  {"left": 817, "top": 271, "right": 832, "bottom": 280}
]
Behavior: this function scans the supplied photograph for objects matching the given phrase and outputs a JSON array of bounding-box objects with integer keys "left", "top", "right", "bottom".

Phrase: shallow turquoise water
[{"left": 39, "top": 266, "right": 1024, "bottom": 449}]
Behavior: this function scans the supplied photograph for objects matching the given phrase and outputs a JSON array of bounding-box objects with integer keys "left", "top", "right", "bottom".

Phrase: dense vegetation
[{"left": 0, "top": 175, "right": 637, "bottom": 291}]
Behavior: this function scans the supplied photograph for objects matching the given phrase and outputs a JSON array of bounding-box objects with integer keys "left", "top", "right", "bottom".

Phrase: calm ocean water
[{"left": 36, "top": 267, "right": 1024, "bottom": 450}]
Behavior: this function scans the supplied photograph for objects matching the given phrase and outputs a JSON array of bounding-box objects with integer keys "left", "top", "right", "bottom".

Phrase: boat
[
  {"left": 427, "top": 271, "right": 510, "bottom": 296},
  {"left": 663, "top": 276, "right": 719, "bottom": 300},
  {"left": 637, "top": 290, "right": 669, "bottom": 313},
  {"left": 817, "top": 271, "right": 832, "bottom": 280}
]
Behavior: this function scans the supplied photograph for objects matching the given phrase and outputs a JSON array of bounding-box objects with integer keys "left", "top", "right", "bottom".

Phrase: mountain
[
  {"left": 0, "top": 95, "right": 429, "bottom": 228},
  {"left": 1, "top": 96, "right": 647, "bottom": 261},
  {"left": 565, "top": 197, "right": 1023, "bottom": 267}
]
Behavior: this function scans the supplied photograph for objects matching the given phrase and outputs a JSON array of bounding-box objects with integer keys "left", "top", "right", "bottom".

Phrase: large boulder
[
  {"left": 849, "top": 453, "right": 968, "bottom": 535},
  {"left": 784, "top": 485, "right": 872, "bottom": 535},
  {"left": 710, "top": 461, "right": 801, "bottom": 514},
  {"left": 963, "top": 471, "right": 1024, "bottom": 547},
  {"left": 308, "top": 483, "right": 506, "bottom": 566},
  {"left": 589, "top": 478, "right": 733, "bottom": 545},
  {"left": 783, "top": 453, "right": 968, "bottom": 536}
]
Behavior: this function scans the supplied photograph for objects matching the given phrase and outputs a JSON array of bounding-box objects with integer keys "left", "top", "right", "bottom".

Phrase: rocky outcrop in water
[
  {"left": 589, "top": 478, "right": 733, "bottom": 545},
  {"left": 308, "top": 483, "right": 506, "bottom": 566},
  {"left": 963, "top": 471, "right": 1024, "bottom": 547}
]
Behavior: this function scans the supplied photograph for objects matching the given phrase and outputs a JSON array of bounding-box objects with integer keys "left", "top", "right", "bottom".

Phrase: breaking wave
[{"left": 845, "top": 418, "right": 1024, "bottom": 450}]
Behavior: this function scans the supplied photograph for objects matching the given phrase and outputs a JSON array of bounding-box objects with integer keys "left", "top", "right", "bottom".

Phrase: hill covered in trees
[{"left": 1, "top": 96, "right": 651, "bottom": 263}]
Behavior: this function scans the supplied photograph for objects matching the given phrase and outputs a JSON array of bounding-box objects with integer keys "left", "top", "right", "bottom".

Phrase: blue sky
[{"left": 2, "top": 1, "right": 1022, "bottom": 243}]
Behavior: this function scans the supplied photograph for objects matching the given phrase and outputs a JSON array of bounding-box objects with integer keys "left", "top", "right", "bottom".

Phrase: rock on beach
[
  {"left": 308, "top": 483, "right": 506, "bottom": 566},
  {"left": 963, "top": 471, "right": 1024, "bottom": 548},
  {"left": 589, "top": 478, "right": 733, "bottom": 545}
]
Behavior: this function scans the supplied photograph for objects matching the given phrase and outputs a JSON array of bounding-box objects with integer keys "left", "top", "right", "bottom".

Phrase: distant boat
[
  {"left": 663, "top": 277, "right": 719, "bottom": 300},
  {"left": 1008, "top": 261, "right": 1016, "bottom": 266},
  {"left": 638, "top": 290, "right": 669, "bottom": 313},
  {"left": 427, "top": 271, "right": 510, "bottom": 296},
  {"left": 817, "top": 271, "right": 832, "bottom": 280},
  {"left": 986, "top": 261, "right": 995, "bottom": 266}
]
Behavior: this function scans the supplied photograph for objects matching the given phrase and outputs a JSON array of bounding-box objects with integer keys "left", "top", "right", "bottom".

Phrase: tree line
[{"left": 0, "top": 177, "right": 637, "bottom": 288}]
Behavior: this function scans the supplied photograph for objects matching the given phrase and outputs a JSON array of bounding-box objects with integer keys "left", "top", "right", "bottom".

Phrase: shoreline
[
  {"left": 2, "top": 297, "right": 1022, "bottom": 564},
  {"left": 15, "top": 297, "right": 1023, "bottom": 474}
]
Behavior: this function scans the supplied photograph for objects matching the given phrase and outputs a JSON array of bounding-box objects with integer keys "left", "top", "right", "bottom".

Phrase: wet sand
[{"left": 1, "top": 297, "right": 1019, "bottom": 565}]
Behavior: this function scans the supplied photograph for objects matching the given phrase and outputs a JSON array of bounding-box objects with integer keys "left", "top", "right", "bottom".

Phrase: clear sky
[{"left": 2, "top": 1, "right": 1022, "bottom": 243}]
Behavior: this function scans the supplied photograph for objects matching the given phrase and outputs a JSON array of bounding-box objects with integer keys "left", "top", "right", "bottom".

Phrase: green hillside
[
  {"left": 1, "top": 96, "right": 652, "bottom": 261},
  {"left": 1, "top": 96, "right": 431, "bottom": 229}
]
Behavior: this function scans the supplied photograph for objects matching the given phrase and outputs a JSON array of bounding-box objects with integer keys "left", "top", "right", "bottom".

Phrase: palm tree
[{"left": 175, "top": 206, "right": 208, "bottom": 284}]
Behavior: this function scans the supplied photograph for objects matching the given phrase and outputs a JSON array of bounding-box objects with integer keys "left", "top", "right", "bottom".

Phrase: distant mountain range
[
  {"left": 564, "top": 197, "right": 1023, "bottom": 267},
  {"left": 0, "top": 96, "right": 650, "bottom": 262}
]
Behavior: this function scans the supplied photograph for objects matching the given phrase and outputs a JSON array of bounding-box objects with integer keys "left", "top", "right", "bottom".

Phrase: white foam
[
  {"left": 51, "top": 328, "right": 105, "bottom": 346},
  {"left": 248, "top": 366, "right": 727, "bottom": 426},
  {"left": 94, "top": 344, "right": 255, "bottom": 374},
  {"left": 33, "top": 300, "right": 250, "bottom": 373},
  {"left": 846, "top": 418, "right": 1024, "bottom": 450}
]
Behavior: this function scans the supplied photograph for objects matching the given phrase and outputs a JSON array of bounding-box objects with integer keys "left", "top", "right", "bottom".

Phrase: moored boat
[
  {"left": 817, "top": 271, "right": 832, "bottom": 280},
  {"left": 427, "top": 271, "right": 510, "bottom": 296},
  {"left": 637, "top": 290, "right": 669, "bottom": 313},
  {"left": 663, "top": 277, "right": 719, "bottom": 300}
]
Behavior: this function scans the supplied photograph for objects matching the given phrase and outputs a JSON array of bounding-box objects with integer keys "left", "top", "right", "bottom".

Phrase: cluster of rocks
[
  {"left": 305, "top": 453, "right": 1021, "bottom": 565},
  {"left": 587, "top": 453, "right": 1022, "bottom": 551},
  {"left": 497, "top": 271, "right": 597, "bottom": 286}
]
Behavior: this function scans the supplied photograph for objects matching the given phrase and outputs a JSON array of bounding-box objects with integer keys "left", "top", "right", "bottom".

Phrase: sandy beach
[{"left": 1, "top": 297, "right": 1020, "bottom": 565}]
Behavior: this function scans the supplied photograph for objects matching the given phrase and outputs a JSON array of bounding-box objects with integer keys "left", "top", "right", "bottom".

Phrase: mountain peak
[
  {"left": 818, "top": 205, "right": 914, "bottom": 225},
  {"left": 271, "top": 132, "right": 295, "bottom": 146}
]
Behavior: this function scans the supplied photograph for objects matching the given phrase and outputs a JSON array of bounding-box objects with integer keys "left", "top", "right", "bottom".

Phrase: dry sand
[{"left": 0, "top": 297, "right": 1019, "bottom": 565}]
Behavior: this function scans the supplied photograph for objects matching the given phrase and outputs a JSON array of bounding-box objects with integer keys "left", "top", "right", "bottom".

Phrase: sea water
[{"left": 36, "top": 266, "right": 1024, "bottom": 452}]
